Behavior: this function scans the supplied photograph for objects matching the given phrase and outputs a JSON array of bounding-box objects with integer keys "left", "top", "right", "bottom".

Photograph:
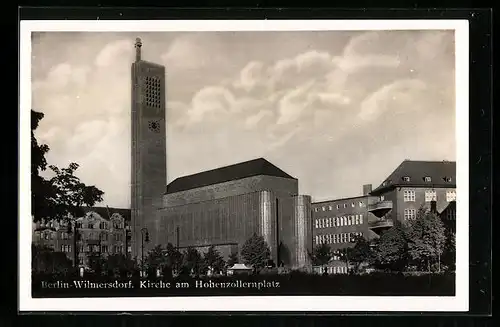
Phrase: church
[{"left": 130, "top": 38, "right": 313, "bottom": 269}]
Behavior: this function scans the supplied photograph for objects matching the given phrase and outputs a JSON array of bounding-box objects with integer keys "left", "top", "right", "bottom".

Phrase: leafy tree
[
  {"left": 31, "top": 110, "right": 104, "bottom": 223},
  {"left": 182, "top": 247, "right": 203, "bottom": 276},
  {"left": 32, "top": 244, "right": 73, "bottom": 274},
  {"left": 372, "top": 221, "right": 410, "bottom": 272},
  {"left": 407, "top": 208, "right": 446, "bottom": 272},
  {"left": 309, "top": 243, "right": 332, "bottom": 273},
  {"left": 240, "top": 233, "right": 271, "bottom": 272},
  {"left": 227, "top": 252, "right": 239, "bottom": 267},
  {"left": 145, "top": 245, "right": 167, "bottom": 271},
  {"left": 203, "top": 245, "right": 225, "bottom": 275},
  {"left": 165, "top": 243, "right": 183, "bottom": 276},
  {"left": 442, "top": 230, "right": 456, "bottom": 272},
  {"left": 88, "top": 254, "right": 106, "bottom": 275},
  {"left": 348, "top": 235, "right": 375, "bottom": 273},
  {"left": 104, "top": 254, "right": 136, "bottom": 277}
]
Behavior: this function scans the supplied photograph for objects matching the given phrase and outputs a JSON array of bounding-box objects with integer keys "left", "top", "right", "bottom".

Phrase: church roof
[
  {"left": 166, "top": 158, "right": 296, "bottom": 194},
  {"left": 371, "top": 160, "right": 456, "bottom": 195}
]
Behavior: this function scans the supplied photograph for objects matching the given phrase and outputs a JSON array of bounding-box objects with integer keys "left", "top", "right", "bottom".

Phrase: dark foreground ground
[{"left": 32, "top": 272, "right": 455, "bottom": 298}]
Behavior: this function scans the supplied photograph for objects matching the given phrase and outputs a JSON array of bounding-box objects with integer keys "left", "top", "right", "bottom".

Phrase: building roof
[
  {"left": 312, "top": 194, "right": 371, "bottom": 206},
  {"left": 371, "top": 160, "right": 456, "bottom": 195},
  {"left": 165, "top": 158, "right": 296, "bottom": 194},
  {"left": 82, "top": 207, "right": 131, "bottom": 222},
  {"left": 228, "top": 263, "right": 253, "bottom": 270}
]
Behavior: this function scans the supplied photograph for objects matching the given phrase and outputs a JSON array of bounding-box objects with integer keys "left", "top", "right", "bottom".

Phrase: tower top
[{"left": 135, "top": 37, "right": 142, "bottom": 62}]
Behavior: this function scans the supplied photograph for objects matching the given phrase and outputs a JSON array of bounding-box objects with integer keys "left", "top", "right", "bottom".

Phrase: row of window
[
  {"left": 78, "top": 245, "right": 125, "bottom": 253},
  {"left": 37, "top": 231, "right": 124, "bottom": 241},
  {"left": 403, "top": 208, "right": 457, "bottom": 220},
  {"left": 314, "top": 266, "right": 349, "bottom": 274},
  {"left": 315, "top": 232, "right": 364, "bottom": 245},
  {"left": 315, "top": 215, "right": 364, "bottom": 229},
  {"left": 403, "top": 189, "right": 456, "bottom": 202},
  {"left": 61, "top": 244, "right": 128, "bottom": 253},
  {"left": 75, "top": 222, "right": 124, "bottom": 229},
  {"left": 400, "top": 176, "right": 452, "bottom": 183},
  {"left": 314, "top": 201, "right": 364, "bottom": 212}
]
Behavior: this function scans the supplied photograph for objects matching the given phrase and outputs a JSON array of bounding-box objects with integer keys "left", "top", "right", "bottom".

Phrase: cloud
[
  {"left": 32, "top": 30, "right": 456, "bottom": 207},
  {"left": 95, "top": 40, "right": 132, "bottom": 67},
  {"left": 358, "top": 79, "right": 428, "bottom": 122}
]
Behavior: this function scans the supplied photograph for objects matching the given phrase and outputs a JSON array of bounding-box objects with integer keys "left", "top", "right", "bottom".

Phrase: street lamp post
[{"left": 140, "top": 227, "right": 149, "bottom": 276}]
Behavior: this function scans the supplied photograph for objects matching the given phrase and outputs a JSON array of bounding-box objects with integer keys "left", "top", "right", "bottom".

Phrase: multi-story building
[
  {"left": 32, "top": 207, "right": 131, "bottom": 268},
  {"left": 311, "top": 160, "right": 456, "bottom": 274},
  {"left": 311, "top": 185, "right": 380, "bottom": 274},
  {"left": 369, "top": 160, "right": 456, "bottom": 226}
]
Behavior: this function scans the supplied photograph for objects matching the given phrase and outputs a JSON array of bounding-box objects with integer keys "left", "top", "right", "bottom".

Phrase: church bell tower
[{"left": 130, "top": 38, "right": 167, "bottom": 259}]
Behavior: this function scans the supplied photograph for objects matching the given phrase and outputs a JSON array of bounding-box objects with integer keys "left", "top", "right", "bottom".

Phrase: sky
[{"left": 31, "top": 30, "right": 456, "bottom": 208}]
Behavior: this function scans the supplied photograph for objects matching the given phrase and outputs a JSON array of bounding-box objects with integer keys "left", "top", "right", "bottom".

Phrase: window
[
  {"left": 127, "top": 246, "right": 132, "bottom": 253},
  {"left": 355, "top": 215, "right": 359, "bottom": 225},
  {"left": 403, "top": 176, "right": 411, "bottom": 182},
  {"left": 315, "top": 236, "right": 319, "bottom": 244},
  {"left": 446, "top": 209, "right": 456, "bottom": 220},
  {"left": 314, "top": 208, "right": 319, "bottom": 212},
  {"left": 351, "top": 202, "right": 355, "bottom": 208},
  {"left": 315, "top": 220, "right": 319, "bottom": 229},
  {"left": 101, "top": 245, "right": 108, "bottom": 253},
  {"left": 325, "top": 218, "right": 330, "bottom": 228},
  {"left": 404, "top": 209, "right": 417, "bottom": 220},
  {"left": 336, "top": 205, "right": 340, "bottom": 209},
  {"left": 328, "top": 206, "right": 333, "bottom": 211},
  {"left": 359, "top": 201, "right": 364, "bottom": 207},
  {"left": 329, "top": 217, "right": 333, "bottom": 227},
  {"left": 44, "top": 233, "right": 50, "bottom": 240},
  {"left": 113, "top": 222, "right": 122, "bottom": 229},
  {"left": 424, "top": 176, "right": 432, "bottom": 182},
  {"left": 403, "top": 190, "right": 416, "bottom": 202},
  {"left": 60, "top": 232, "right": 69, "bottom": 240},
  {"left": 322, "top": 206, "right": 326, "bottom": 211},
  {"left": 425, "top": 190, "right": 437, "bottom": 202},
  {"left": 446, "top": 190, "right": 456, "bottom": 202},
  {"left": 360, "top": 214, "right": 363, "bottom": 224},
  {"left": 343, "top": 203, "right": 347, "bottom": 208},
  {"left": 443, "top": 176, "right": 452, "bottom": 182},
  {"left": 75, "top": 222, "right": 82, "bottom": 229},
  {"left": 328, "top": 234, "right": 332, "bottom": 244},
  {"left": 100, "top": 222, "right": 108, "bottom": 229},
  {"left": 88, "top": 223, "right": 94, "bottom": 229}
]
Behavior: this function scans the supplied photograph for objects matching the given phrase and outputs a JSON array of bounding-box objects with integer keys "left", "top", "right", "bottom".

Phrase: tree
[
  {"left": 32, "top": 244, "right": 73, "bottom": 274},
  {"left": 31, "top": 110, "right": 104, "bottom": 223},
  {"left": 182, "top": 247, "right": 203, "bottom": 276},
  {"left": 88, "top": 254, "right": 106, "bottom": 275},
  {"left": 104, "top": 254, "right": 136, "bottom": 277},
  {"left": 164, "top": 243, "right": 183, "bottom": 276},
  {"left": 145, "top": 245, "right": 167, "bottom": 271},
  {"left": 407, "top": 208, "right": 446, "bottom": 272},
  {"left": 442, "top": 230, "right": 456, "bottom": 272},
  {"left": 203, "top": 246, "right": 225, "bottom": 275},
  {"left": 309, "top": 243, "right": 332, "bottom": 273},
  {"left": 227, "top": 252, "right": 238, "bottom": 267},
  {"left": 372, "top": 221, "right": 410, "bottom": 272},
  {"left": 348, "top": 235, "right": 375, "bottom": 273},
  {"left": 240, "top": 233, "right": 271, "bottom": 272}
]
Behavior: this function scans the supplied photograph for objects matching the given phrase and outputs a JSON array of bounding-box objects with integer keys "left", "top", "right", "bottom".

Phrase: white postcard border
[{"left": 19, "top": 19, "right": 469, "bottom": 312}]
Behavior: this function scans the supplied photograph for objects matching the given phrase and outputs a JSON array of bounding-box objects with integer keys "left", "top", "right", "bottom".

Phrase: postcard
[{"left": 19, "top": 19, "right": 469, "bottom": 312}]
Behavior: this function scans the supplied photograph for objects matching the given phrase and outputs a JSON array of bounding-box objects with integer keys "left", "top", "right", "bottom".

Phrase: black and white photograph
[{"left": 19, "top": 20, "right": 469, "bottom": 312}]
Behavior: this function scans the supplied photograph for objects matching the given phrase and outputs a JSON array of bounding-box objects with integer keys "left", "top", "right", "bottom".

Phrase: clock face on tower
[{"left": 148, "top": 120, "right": 160, "bottom": 133}]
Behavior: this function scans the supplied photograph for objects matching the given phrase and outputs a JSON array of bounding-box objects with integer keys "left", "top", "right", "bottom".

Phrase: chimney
[
  {"left": 363, "top": 184, "right": 372, "bottom": 196},
  {"left": 430, "top": 200, "right": 437, "bottom": 213}
]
